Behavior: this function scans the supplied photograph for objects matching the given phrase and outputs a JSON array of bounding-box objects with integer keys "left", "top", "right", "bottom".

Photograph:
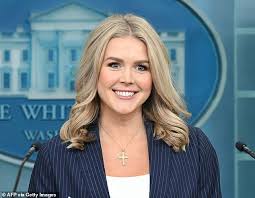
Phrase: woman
[{"left": 29, "top": 14, "right": 221, "bottom": 198}]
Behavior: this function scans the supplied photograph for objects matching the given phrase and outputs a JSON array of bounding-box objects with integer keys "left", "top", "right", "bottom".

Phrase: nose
[{"left": 120, "top": 67, "right": 134, "bottom": 84}]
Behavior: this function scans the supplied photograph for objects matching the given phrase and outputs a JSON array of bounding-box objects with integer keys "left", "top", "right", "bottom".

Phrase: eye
[
  {"left": 107, "top": 62, "right": 121, "bottom": 70},
  {"left": 136, "top": 64, "right": 148, "bottom": 71}
]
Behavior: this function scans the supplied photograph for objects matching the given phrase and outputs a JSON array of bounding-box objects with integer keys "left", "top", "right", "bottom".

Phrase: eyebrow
[{"left": 104, "top": 57, "right": 149, "bottom": 64}]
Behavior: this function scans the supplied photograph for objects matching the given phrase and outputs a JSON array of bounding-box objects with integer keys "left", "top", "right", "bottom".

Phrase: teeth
[{"left": 115, "top": 91, "right": 135, "bottom": 97}]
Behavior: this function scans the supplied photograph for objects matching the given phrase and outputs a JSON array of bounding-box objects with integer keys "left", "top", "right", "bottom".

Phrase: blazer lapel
[
  {"left": 145, "top": 121, "right": 174, "bottom": 198},
  {"left": 78, "top": 123, "right": 110, "bottom": 197}
]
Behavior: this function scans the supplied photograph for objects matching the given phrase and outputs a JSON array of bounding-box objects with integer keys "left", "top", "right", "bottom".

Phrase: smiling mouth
[{"left": 113, "top": 90, "right": 137, "bottom": 97}]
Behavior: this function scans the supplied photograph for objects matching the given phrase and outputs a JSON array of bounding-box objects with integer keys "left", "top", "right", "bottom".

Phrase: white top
[{"left": 106, "top": 174, "right": 150, "bottom": 198}]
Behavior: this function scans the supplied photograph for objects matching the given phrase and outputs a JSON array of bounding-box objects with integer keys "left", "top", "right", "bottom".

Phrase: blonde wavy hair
[{"left": 60, "top": 14, "right": 191, "bottom": 152}]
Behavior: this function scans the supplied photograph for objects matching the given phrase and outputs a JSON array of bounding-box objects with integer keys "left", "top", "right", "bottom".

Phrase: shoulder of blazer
[
  {"left": 38, "top": 120, "right": 99, "bottom": 161},
  {"left": 37, "top": 135, "right": 83, "bottom": 168},
  {"left": 29, "top": 135, "right": 69, "bottom": 192},
  {"left": 39, "top": 135, "right": 67, "bottom": 156},
  {"left": 188, "top": 126, "right": 220, "bottom": 178},
  {"left": 187, "top": 125, "right": 218, "bottom": 156}
]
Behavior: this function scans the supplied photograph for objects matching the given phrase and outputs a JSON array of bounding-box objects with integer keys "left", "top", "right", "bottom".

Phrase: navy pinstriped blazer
[{"left": 29, "top": 121, "right": 222, "bottom": 197}]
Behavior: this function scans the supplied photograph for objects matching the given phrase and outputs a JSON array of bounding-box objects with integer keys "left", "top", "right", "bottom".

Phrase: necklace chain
[{"left": 99, "top": 123, "right": 141, "bottom": 166}]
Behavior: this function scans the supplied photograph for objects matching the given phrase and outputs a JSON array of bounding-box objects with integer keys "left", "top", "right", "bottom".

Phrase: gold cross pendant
[{"left": 117, "top": 150, "right": 128, "bottom": 166}]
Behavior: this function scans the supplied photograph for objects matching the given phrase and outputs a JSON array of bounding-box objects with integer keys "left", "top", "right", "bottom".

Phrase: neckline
[{"left": 106, "top": 174, "right": 150, "bottom": 178}]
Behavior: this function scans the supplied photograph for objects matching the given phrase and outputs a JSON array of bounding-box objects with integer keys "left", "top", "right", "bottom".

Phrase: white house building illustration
[{"left": 0, "top": 2, "right": 185, "bottom": 99}]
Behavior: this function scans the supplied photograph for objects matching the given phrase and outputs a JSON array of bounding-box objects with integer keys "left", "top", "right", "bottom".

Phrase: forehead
[{"left": 104, "top": 36, "right": 148, "bottom": 60}]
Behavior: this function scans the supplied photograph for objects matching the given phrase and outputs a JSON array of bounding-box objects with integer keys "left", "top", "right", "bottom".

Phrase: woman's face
[{"left": 97, "top": 36, "right": 152, "bottom": 116}]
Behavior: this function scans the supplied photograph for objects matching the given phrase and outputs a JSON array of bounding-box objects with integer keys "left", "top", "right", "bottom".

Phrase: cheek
[
  {"left": 139, "top": 75, "right": 152, "bottom": 92},
  {"left": 98, "top": 70, "right": 116, "bottom": 88}
]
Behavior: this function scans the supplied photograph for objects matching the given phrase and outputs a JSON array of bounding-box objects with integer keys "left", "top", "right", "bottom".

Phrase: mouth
[{"left": 112, "top": 90, "right": 138, "bottom": 97}]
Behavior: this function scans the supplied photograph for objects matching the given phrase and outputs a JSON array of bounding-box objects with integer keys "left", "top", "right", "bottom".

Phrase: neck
[{"left": 99, "top": 108, "right": 145, "bottom": 138}]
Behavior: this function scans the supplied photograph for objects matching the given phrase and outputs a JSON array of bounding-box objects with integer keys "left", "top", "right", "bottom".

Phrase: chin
[
  {"left": 115, "top": 109, "right": 136, "bottom": 115},
  {"left": 113, "top": 106, "right": 140, "bottom": 115}
]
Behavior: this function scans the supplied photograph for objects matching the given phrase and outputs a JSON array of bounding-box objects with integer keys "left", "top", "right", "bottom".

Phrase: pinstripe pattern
[{"left": 29, "top": 121, "right": 222, "bottom": 197}]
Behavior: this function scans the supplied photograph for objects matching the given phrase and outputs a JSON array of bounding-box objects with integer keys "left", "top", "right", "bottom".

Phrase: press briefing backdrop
[{"left": 0, "top": 0, "right": 254, "bottom": 197}]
